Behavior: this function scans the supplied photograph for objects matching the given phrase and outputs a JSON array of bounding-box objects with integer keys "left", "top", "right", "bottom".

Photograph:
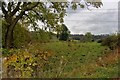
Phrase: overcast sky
[
  {"left": 1, "top": 0, "right": 119, "bottom": 35},
  {"left": 64, "top": 0, "right": 119, "bottom": 35}
]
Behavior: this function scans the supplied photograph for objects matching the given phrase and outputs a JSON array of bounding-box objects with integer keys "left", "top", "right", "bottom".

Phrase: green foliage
[
  {"left": 2, "top": 1, "right": 103, "bottom": 49},
  {"left": 13, "top": 24, "right": 31, "bottom": 48},
  {"left": 3, "top": 50, "right": 36, "bottom": 77},
  {"left": 101, "top": 34, "right": 118, "bottom": 50},
  {"left": 59, "top": 24, "right": 70, "bottom": 41},
  {"left": 31, "top": 29, "right": 52, "bottom": 43},
  {"left": 71, "top": 3, "right": 77, "bottom": 10},
  {"left": 2, "top": 20, "right": 31, "bottom": 48},
  {"left": 59, "top": 32, "right": 69, "bottom": 41},
  {"left": 2, "top": 42, "right": 118, "bottom": 78},
  {"left": 0, "top": 19, "right": 2, "bottom": 48},
  {"left": 2, "top": 19, "right": 7, "bottom": 48},
  {"left": 84, "top": 32, "right": 93, "bottom": 42},
  {"left": 117, "top": 33, "right": 120, "bottom": 47},
  {"left": 3, "top": 47, "right": 54, "bottom": 78},
  {"left": 32, "top": 41, "right": 117, "bottom": 78}
]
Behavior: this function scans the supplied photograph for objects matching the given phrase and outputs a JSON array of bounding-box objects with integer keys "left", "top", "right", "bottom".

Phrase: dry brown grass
[{"left": 96, "top": 47, "right": 120, "bottom": 67}]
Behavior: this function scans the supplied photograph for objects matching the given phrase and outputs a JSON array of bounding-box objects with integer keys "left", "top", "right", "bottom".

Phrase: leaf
[
  {"left": 80, "top": 4, "right": 84, "bottom": 8},
  {"left": 71, "top": 3, "right": 77, "bottom": 10}
]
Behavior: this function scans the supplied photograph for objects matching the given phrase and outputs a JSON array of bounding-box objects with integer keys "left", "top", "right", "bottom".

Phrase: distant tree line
[
  {"left": 69, "top": 32, "right": 109, "bottom": 42},
  {"left": 69, "top": 32, "right": 120, "bottom": 50}
]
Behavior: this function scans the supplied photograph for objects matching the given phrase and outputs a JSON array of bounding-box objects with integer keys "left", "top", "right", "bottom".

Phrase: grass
[
  {"left": 2, "top": 41, "right": 119, "bottom": 78},
  {"left": 26, "top": 41, "right": 118, "bottom": 78}
]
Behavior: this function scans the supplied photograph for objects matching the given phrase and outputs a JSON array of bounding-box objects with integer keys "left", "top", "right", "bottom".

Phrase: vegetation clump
[
  {"left": 2, "top": 48, "right": 54, "bottom": 78},
  {"left": 99, "top": 34, "right": 120, "bottom": 50}
]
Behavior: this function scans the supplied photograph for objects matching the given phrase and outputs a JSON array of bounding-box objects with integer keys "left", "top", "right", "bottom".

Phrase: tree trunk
[
  {"left": 4, "top": 11, "right": 25, "bottom": 49},
  {"left": 2, "top": 2, "right": 39, "bottom": 49},
  {"left": 5, "top": 24, "right": 14, "bottom": 49},
  {"left": 4, "top": 18, "right": 22, "bottom": 49}
]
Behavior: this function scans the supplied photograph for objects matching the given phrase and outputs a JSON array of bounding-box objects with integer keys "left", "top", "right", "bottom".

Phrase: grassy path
[{"left": 32, "top": 41, "right": 119, "bottom": 78}]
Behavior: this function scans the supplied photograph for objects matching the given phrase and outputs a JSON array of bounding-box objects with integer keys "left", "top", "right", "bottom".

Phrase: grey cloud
[{"left": 64, "top": 1, "right": 118, "bottom": 35}]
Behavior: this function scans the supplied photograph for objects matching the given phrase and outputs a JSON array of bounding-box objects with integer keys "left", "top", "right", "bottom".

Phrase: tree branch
[
  {"left": 2, "top": 2, "right": 8, "bottom": 15},
  {"left": 11, "top": 2, "right": 21, "bottom": 17},
  {"left": 11, "top": 11, "right": 25, "bottom": 30},
  {"left": 24, "top": 2, "right": 39, "bottom": 11},
  {"left": 32, "top": 9, "right": 40, "bottom": 16},
  {"left": 8, "top": 2, "right": 12, "bottom": 12},
  {"left": 85, "top": 2, "right": 91, "bottom": 10},
  {"left": 24, "top": 14, "right": 36, "bottom": 28}
]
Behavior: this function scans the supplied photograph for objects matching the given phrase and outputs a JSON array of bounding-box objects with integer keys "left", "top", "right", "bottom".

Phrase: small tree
[
  {"left": 85, "top": 32, "right": 93, "bottom": 42},
  {"left": 59, "top": 24, "right": 70, "bottom": 41}
]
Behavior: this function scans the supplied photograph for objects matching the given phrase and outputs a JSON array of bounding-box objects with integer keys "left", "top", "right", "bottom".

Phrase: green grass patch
[{"left": 2, "top": 41, "right": 118, "bottom": 78}]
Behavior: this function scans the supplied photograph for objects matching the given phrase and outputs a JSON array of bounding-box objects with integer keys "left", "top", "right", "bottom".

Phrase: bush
[
  {"left": 31, "top": 29, "right": 52, "bottom": 43},
  {"left": 3, "top": 48, "right": 54, "bottom": 78},
  {"left": 84, "top": 32, "right": 93, "bottom": 42},
  {"left": 3, "top": 50, "right": 35, "bottom": 77},
  {"left": 101, "top": 34, "right": 118, "bottom": 50},
  {"left": 59, "top": 24, "right": 70, "bottom": 41},
  {"left": 13, "top": 24, "right": 31, "bottom": 48},
  {"left": 59, "top": 32, "right": 69, "bottom": 41}
]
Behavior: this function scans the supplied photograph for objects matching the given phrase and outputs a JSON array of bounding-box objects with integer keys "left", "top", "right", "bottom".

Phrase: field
[
  {"left": 2, "top": 1, "right": 120, "bottom": 79},
  {"left": 17, "top": 41, "right": 118, "bottom": 78}
]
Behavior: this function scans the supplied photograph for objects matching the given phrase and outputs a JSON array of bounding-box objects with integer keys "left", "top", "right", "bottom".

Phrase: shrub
[
  {"left": 59, "top": 32, "right": 69, "bottom": 41},
  {"left": 84, "top": 32, "right": 93, "bottom": 42},
  {"left": 13, "top": 24, "right": 31, "bottom": 48},
  {"left": 101, "top": 34, "right": 118, "bottom": 50},
  {"left": 2, "top": 48, "right": 54, "bottom": 78},
  {"left": 3, "top": 50, "right": 35, "bottom": 77},
  {"left": 31, "top": 29, "right": 52, "bottom": 43},
  {"left": 59, "top": 24, "right": 70, "bottom": 41}
]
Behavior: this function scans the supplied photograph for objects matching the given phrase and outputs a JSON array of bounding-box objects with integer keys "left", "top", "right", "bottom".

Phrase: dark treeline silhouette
[{"left": 69, "top": 34, "right": 109, "bottom": 42}]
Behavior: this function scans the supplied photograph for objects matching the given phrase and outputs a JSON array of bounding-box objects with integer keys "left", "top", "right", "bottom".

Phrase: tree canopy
[
  {"left": 59, "top": 24, "right": 70, "bottom": 41},
  {"left": 1, "top": 0, "right": 103, "bottom": 49}
]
